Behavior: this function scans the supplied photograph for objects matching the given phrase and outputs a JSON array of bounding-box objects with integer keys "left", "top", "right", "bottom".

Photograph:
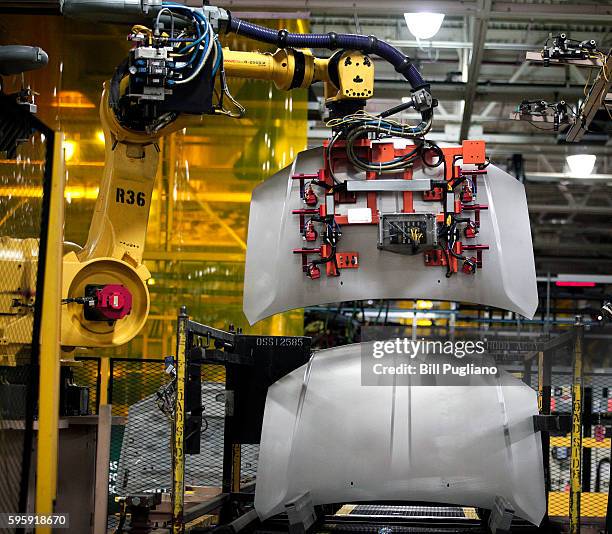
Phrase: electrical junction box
[{"left": 377, "top": 213, "right": 438, "bottom": 255}]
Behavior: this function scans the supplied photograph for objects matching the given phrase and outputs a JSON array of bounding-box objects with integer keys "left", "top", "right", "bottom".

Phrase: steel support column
[
  {"left": 172, "top": 306, "right": 189, "bottom": 534},
  {"left": 569, "top": 318, "right": 584, "bottom": 534},
  {"left": 538, "top": 350, "right": 552, "bottom": 502},
  {"left": 459, "top": 0, "right": 491, "bottom": 141}
]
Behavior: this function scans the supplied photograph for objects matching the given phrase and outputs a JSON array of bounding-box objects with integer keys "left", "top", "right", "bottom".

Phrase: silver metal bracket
[
  {"left": 411, "top": 87, "right": 434, "bottom": 112},
  {"left": 346, "top": 179, "right": 432, "bottom": 192},
  {"left": 285, "top": 492, "right": 318, "bottom": 534},
  {"left": 488, "top": 496, "right": 515, "bottom": 534}
]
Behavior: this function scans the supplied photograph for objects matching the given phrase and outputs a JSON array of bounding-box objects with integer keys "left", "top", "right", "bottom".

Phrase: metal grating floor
[{"left": 337, "top": 505, "right": 480, "bottom": 520}]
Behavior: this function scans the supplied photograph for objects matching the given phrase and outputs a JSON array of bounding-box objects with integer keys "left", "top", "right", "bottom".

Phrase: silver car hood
[
  {"left": 243, "top": 145, "right": 538, "bottom": 324},
  {"left": 254, "top": 343, "right": 546, "bottom": 525}
]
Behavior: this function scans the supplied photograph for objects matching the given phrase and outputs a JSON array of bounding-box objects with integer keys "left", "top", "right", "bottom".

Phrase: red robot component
[
  {"left": 336, "top": 252, "right": 359, "bottom": 269},
  {"left": 291, "top": 139, "right": 491, "bottom": 280},
  {"left": 424, "top": 249, "right": 448, "bottom": 267},
  {"left": 84, "top": 284, "right": 133, "bottom": 321},
  {"left": 461, "top": 244, "right": 490, "bottom": 268},
  {"left": 462, "top": 203, "right": 489, "bottom": 230},
  {"left": 423, "top": 187, "right": 444, "bottom": 201},
  {"left": 304, "top": 221, "right": 318, "bottom": 242},
  {"left": 464, "top": 221, "right": 478, "bottom": 239},
  {"left": 462, "top": 257, "right": 478, "bottom": 275},
  {"left": 461, "top": 183, "right": 473, "bottom": 203},
  {"left": 304, "top": 186, "right": 318, "bottom": 206},
  {"left": 307, "top": 264, "right": 321, "bottom": 280}
]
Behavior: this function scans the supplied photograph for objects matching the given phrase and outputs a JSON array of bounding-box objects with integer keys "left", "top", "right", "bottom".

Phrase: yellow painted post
[
  {"left": 172, "top": 306, "right": 188, "bottom": 534},
  {"left": 570, "top": 318, "right": 584, "bottom": 534},
  {"left": 269, "top": 314, "right": 286, "bottom": 336},
  {"left": 35, "top": 133, "right": 65, "bottom": 532},
  {"left": 537, "top": 351, "right": 544, "bottom": 413},
  {"left": 538, "top": 349, "right": 552, "bottom": 513}
]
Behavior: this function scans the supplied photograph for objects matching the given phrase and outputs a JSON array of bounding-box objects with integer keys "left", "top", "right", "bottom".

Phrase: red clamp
[
  {"left": 293, "top": 248, "right": 323, "bottom": 280},
  {"left": 460, "top": 183, "right": 473, "bottom": 203},
  {"left": 461, "top": 203, "right": 488, "bottom": 229},
  {"left": 304, "top": 186, "right": 318, "bottom": 206},
  {"left": 307, "top": 264, "right": 321, "bottom": 279},
  {"left": 423, "top": 187, "right": 444, "bottom": 201},
  {"left": 304, "top": 221, "right": 318, "bottom": 242},
  {"left": 462, "top": 257, "right": 478, "bottom": 274},
  {"left": 464, "top": 221, "right": 478, "bottom": 239},
  {"left": 424, "top": 249, "right": 448, "bottom": 267},
  {"left": 461, "top": 243, "right": 490, "bottom": 269}
]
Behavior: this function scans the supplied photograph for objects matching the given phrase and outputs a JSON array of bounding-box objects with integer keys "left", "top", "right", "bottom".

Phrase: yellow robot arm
[
  {"left": 59, "top": 4, "right": 432, "bottom": 349},
  {"left": 59, "top": 45, "right": 375, "bottom": 349}
]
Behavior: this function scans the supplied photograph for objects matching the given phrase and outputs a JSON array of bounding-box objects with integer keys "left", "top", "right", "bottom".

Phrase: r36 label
[{"left": 116, "top": 188, "right": 146, "bottom": 207}]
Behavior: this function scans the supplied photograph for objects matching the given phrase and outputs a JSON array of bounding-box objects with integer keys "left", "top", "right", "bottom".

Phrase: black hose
[{"left": 225, "top": 16, "right": 428, "bottom": 91}]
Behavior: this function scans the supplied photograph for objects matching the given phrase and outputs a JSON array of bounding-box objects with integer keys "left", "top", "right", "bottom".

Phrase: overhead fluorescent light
[
  {"left": 566, "top": 154, "right": 596, "bottom": 178},
  {"left": 404, "top": 12, "right": 445, "bottom": 40}
]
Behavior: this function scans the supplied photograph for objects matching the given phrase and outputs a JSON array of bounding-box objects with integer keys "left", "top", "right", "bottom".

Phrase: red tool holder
[{"left": 292, "top": 139, "right": 490, "bottom": 280}]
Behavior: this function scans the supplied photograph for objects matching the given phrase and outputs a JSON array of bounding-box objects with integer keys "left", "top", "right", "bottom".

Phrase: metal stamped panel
[
  {"left": 254, "top": 343, "right": 546, "bottom": 525},
  {"left": 243, "top": 145, "right": 537, "bottom": 324}
]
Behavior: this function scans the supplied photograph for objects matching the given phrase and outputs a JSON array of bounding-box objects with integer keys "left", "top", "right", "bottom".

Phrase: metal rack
[
  {"left": 171, "top": 308, "right": 312, "bottom": 533},
  {"left": 163, "top": 310, "right": 612, "bottom": 534}
]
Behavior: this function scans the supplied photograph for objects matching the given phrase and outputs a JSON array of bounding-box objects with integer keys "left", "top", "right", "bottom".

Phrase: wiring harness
[
  {"left": 110, "top": 2, "right": 245, "bottom": 132},
  {"left": 224, "top": 14, "right": 435, "bottom": 138},
  {"left": 112, "top": 3, "right": 436, "bottom": 142},
  {"left": 111, "top": 1, "right": 441, "bottom": 180},
  {"left": 324, "top": 110, "right": 442, "bottom": 183},
  {"left": 154, "top": 2, "right": 245, "bottom": 117}
]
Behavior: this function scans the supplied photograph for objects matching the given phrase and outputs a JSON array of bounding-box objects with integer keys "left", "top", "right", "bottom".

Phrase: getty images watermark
[{"left": 360, "top": 327, "right": 499, "bottom": 386}]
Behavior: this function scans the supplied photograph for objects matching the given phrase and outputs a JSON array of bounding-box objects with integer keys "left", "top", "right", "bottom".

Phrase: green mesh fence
[
  {"left": 504, "top": 333, "right": 612, "bottom": 521},
  {"left": 106, "top": 358, "right": 234, "bottom": 526},
  {"left": 72, "top": 358, "right": 100, "bottom": 415}
]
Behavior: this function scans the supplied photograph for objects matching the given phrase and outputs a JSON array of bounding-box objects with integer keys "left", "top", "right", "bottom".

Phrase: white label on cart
[{"left": 347, "top": 207, "right": 372, "bottom": 224}]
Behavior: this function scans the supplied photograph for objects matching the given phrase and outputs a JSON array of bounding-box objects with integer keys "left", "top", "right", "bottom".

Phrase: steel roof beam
[
  {"left": 313, "top": 81, "right": 588, "bottom": 103},
  {"left": 215, "top": 1, "right": 612, "bottom": 21},
  {"left": 528, "top": 205, "right": 612, "bottom": 215},
  {"left": 533, "top": 241, "right": 612, "bottom": 254},
  {"left": 460, "top": 0, "right": 491, "bottom": 142},
  {"left": 307, "top": 127, "right": 600, "bottom": 147},
  {"left": 214, "top": 0, "right": 478, "bottom": 16},
  {"left": 491, "top": 2, "right": 612, "bottom": 22},
  {"left": 537, "top": 256, "right": 612, "bottom": 266},
  {"left": 526, "top": 173, "right": 612, "bottom": 183},
  {"left": 388, "top": 40, "right": 538, "bottom": 52}
]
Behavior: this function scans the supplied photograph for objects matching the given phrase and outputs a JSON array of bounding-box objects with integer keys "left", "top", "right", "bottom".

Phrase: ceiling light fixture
[
  {"left": 566, "top": 154, "right": 596, "bottom": 177},
  {"left": 404, "top": 12, "right": 445, "bottom": 40}
]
